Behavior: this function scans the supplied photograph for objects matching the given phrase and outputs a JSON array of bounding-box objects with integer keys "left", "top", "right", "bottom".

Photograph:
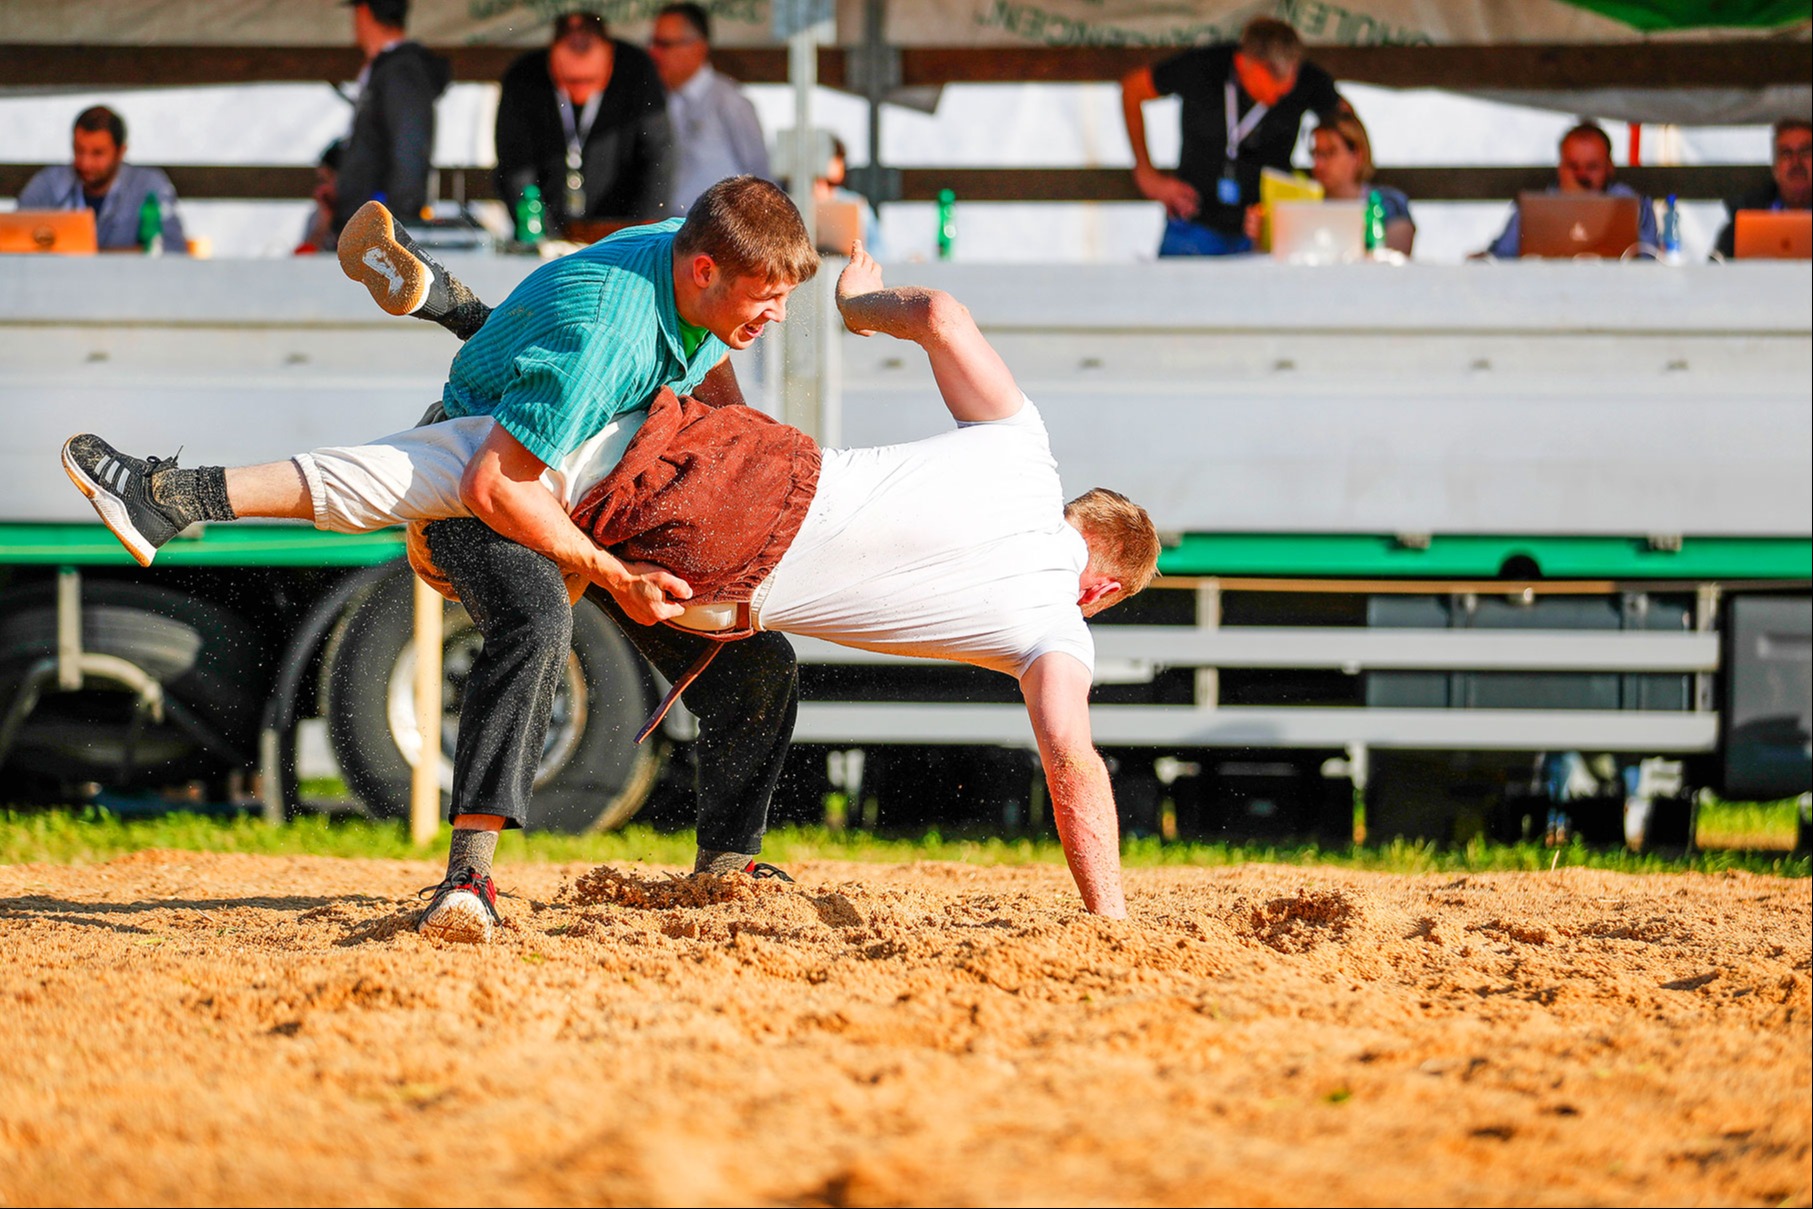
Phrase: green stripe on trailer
[
  {"left": 1157, "top": 534, "right": 1813, "bottom": 580},
  {"left": 0, "top": 523, "right": 405, "bottom": 567}
]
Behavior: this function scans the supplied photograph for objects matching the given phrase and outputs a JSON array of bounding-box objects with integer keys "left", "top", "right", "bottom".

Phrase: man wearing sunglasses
[{"left": 1121, "top": 17, "right": 1345, "bottom": 257}]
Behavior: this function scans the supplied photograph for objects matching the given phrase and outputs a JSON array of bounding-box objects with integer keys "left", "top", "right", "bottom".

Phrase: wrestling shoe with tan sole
[
  {"left": 336, "top": 201, "right": 493, "bottom": 340},
  {"left": 338, "top": 201, "right": 436, "bottom": 316}
]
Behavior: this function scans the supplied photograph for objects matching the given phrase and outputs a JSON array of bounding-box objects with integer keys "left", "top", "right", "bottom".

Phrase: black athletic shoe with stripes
[{"left": 60, "top": 434, "right": 198, "bottom": 567}]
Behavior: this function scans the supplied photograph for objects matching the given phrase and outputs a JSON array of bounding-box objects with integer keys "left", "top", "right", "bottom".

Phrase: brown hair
[
  {"left": 1240, "top": 17, "right": 1305, "bottom": 75},
  {"left": 1065, "top": 488, "right": 1160, "bottom": 604},
  {"left": 658, "top": 1, "right": 710, "bottom": 41},
  {"left": 675, "top": 176, "right": 820, "bottom": 285},
  {"left": 1560, "top": 121, "right": 1614, "bottom": 159},
  {"left": 553, "top": 11, "right": 607, "bottom": 44},
  {"left": 1775, "top": 117, "right": 1812, "bottom": 146},
  {"left": 74, "top": 105, "right": 126, "bottom": 147},
  {"left": 1317, "top": 113, "right": 1376, "bottom": 184}
]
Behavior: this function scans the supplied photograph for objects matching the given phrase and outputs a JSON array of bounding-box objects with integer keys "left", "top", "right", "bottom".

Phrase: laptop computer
[
  {"left": 1733, "top": 209, "right": 1812, "bottom": 260},
  {"left": 1270, "top": 200, "right": 1364, "bottom": 265},
  {"left": 814, "top": 199, "right": 863, "bottom": 256},
  {"left": 1517, "top": 193, "right": 1642, "bottom": 259},
  {"left": 0, "top": 209, "right": 99, "bottom": 254}
]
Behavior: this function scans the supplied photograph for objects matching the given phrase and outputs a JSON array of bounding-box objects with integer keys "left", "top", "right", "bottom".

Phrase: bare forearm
[
  {"left": 1044, "top": 747, "right": 1128, "bottom": 918},
  {"left": 835, "top": 285, "right": 951, "bottom": 346},
  {"left": 691, "top": 357, "right": 747, "bottom": 409},
  {"left": 465, "top": 475, "right": 622, "bottom": 587},
  {"left": 1121, "top": 88, "right": 1154, "bottom": 174}
]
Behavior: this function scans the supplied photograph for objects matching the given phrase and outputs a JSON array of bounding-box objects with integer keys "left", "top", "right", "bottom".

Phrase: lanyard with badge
[
  {"left": 1219, "top": 76, "right": 1268, "bottom": 206},
  {"left": 557, "top": 91, "right": 603, "bottom": 217}
]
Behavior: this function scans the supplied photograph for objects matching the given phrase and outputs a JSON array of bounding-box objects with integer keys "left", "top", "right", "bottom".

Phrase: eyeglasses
[{"left": 650, "top": 35, "right": 701, "bottom": 49}]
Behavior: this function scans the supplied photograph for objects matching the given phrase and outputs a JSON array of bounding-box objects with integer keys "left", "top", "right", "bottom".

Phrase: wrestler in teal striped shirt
[{"left": 441, "top": 218, "right": 727, "bottom": 468}]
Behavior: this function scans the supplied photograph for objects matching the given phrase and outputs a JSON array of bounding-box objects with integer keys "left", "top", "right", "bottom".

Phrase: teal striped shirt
[{"left": 440, "top": 218, "right": 727, "bottom": 467}]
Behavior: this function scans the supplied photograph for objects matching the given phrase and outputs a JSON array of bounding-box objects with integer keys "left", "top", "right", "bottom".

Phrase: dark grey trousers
[{"left": 423, "top": 517, "right": 797, "bottom": 851}]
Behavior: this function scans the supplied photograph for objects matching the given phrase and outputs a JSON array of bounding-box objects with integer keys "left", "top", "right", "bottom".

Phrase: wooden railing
[
  {"left": 0, "top": 41, "right": 1806, "bottom": 89},
  {"left": 0, "top": 162, "right": 1774, "bottom": 204}
]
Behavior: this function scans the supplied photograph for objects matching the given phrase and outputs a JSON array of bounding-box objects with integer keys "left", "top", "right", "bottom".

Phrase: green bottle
[
  {"left": 137, "top": 191, "right": 164, "bottom": 255},
  {"left": 936, "top": 189, "right": 956, "bottom": 261},
  {"left": 1363, "top": 188, "right": 1387, "bottom": 256},
  {"left": 515, "top": 184, "right": 545, "bottom": 246}
]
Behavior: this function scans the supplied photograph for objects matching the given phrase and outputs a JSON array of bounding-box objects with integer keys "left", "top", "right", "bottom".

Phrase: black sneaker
[
  {"left": 60, "top": 434, "right": 196, "bottom": 567},
  {"left": 417, "top": 866, "right": 502, "bottom": 943}
]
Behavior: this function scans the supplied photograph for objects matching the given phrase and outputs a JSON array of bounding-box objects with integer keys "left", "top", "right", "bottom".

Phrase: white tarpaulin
[{"left": 0, "top": 0, "right": 1805, "bottom": 46}]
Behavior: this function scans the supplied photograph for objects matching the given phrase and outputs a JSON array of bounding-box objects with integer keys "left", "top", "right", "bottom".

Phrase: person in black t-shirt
[
  {"left": 494, "top": 11, "right": 675, "bottom": 234},
  {"left": 1121, "top": 17, "right": 1344, "bottom": 257}
]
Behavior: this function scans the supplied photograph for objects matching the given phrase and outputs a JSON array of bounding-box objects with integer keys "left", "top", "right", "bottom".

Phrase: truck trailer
[{"left": 2, "top": 254, "right": 1807, "bottom": 846}]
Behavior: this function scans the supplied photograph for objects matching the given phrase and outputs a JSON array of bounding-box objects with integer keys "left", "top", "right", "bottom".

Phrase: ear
[
  {"left": 690, "top": 254, "right": 717, "bottom": 290},
  {"left": 1078, "top": 579, "right": 1121, "bottom": 609}
]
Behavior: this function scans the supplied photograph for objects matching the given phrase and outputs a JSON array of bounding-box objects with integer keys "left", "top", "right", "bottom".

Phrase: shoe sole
[
  {"left": 338, "top": 201, "right": 430, "bottom": 317},
  {"left": 61, "top": 436, "right": 157, "bottom": 567},
  {"left": 417, "top": 893, "right": 494, "bottom": 943}
]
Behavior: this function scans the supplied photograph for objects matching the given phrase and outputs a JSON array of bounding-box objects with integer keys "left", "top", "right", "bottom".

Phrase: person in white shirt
[
  {"left": 649, "top": 2, "right": 772, "bottom": 212},
  {"left": 65, "top": 228, "right": 1158, "bottom": 922}
]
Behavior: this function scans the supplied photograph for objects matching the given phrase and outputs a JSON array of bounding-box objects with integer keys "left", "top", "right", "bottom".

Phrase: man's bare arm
[
  {"left": 835, "top": 243, "right": 1022, "bottom": 424},
  {"left": 460, "top": 424, "right": 691, "bottom": 625},
  {"left": 691, "top": 355, "right": 748, "bottom": 409},
  {"left": 1121, "top": 66, "right": 1200, "bottom": 220},
  {"left": 1020, "top": 651, "right": 1128, "bottom": 918}
]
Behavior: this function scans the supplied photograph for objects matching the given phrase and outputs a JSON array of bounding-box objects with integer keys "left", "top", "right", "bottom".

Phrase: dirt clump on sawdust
[{"left": 0, "top": 851, "right": 1806, "bottom": 1206}]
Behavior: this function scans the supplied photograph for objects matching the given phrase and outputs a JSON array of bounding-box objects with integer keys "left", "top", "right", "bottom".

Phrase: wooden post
[{"left": 410, "top": 576, "right": 443, "bottom": 847}]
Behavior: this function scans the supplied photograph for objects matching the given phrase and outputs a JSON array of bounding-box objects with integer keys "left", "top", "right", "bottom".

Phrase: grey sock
[
  {"left": 397, "top": 231, "right": 491, "bottom": 342},
  {"left": 694, "top": 848, "right": 755, "bottom": 876},
  {"left": 446, "top": 828, "right": 499, "bottom": 882},
  {"left": 149, "top": 464, "right": 235, "bottom": 523},
  {"left": 431, "top": 274, "right": 492, "bottom": 342}
]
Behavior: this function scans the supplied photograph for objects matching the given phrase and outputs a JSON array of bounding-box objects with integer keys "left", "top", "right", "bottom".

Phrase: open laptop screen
[
  {"left": 0, "top": 209, "right": 99, "bottom": 255},
  {"left": 1517, "top": 193, "right": 1642, "bottom": 259}
]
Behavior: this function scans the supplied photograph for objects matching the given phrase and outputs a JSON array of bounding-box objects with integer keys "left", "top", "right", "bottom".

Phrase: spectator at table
[
  {"left": 495, "top": 11, "right": 673, "bottom": 234},
  {"left": 1478, "top": 121, "right": 1657, "bottom": 259},
  {"left": 17, "top": 105, "right": 187, "bottom": 253},
  {"left": 296, "top": 139, "right": 345, "bottom": 255},
  {"left": 333, "top": 0, "right": 450, "bottom": 239},
  {"left": 1243, "top": 110, "right": 1414, "bottom": 256},
  {"left": 1121, "top": 17, "right": 1345, "bottom": 257},
  {"left": 815, "top": 135, "right": 885, "bottom": 258},
  {"left": 648, "top": 2, "right": 771, "bottom": 213},
  {"left": 1712, "top": 117, "right": 1811, "bottom": 259}
]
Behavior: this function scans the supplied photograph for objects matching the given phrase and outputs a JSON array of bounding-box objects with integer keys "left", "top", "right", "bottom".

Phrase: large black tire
[
  {"left": 0, "top": 579, "right": 263, "bottom": 792},
  {"left": 321, "top": 572, "right": 662, "bottom": 832}
]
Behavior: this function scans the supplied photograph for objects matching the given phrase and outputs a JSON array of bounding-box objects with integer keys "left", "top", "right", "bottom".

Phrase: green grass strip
[{"left": 2, "top": 807, "right": 1804, "bottom": 878}]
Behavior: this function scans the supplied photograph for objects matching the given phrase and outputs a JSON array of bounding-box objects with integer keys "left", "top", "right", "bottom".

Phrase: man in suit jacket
[{"left": 495, "top": 11, "right": 675, "bottom": 234}]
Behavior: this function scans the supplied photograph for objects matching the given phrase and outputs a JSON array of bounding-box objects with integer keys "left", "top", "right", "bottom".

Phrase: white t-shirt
[{"left": 753, "top": 399, "right": 1094, "bottom": 681}]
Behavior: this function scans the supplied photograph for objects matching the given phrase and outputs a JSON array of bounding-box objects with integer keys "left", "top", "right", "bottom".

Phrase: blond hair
[
  {"left": 1317, "top": 114, "right": 1377, "bottom": 184},
  {"left": 675, "top": 176, "right": 820, "bottom": 285},
  {"left": 1065, "top": 488, "right": 1160, "bottom": 604}
]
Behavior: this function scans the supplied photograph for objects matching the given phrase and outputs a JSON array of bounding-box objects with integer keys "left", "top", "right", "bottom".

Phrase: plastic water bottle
[
  {"left": 1363, "top": 188, "right": 1387, "bottom": 257},
  {"left": 137, "top": 192, "right": 163, "bottom": 255},
  {"left": 1661, "top": 194, "right": 1683, "bottom": 265},
  {"left": 936, "top": 189, "right": 956, "bottom": 261},
  {"left": 515, "top": 184, "right": 545, "bottom": 247}
]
